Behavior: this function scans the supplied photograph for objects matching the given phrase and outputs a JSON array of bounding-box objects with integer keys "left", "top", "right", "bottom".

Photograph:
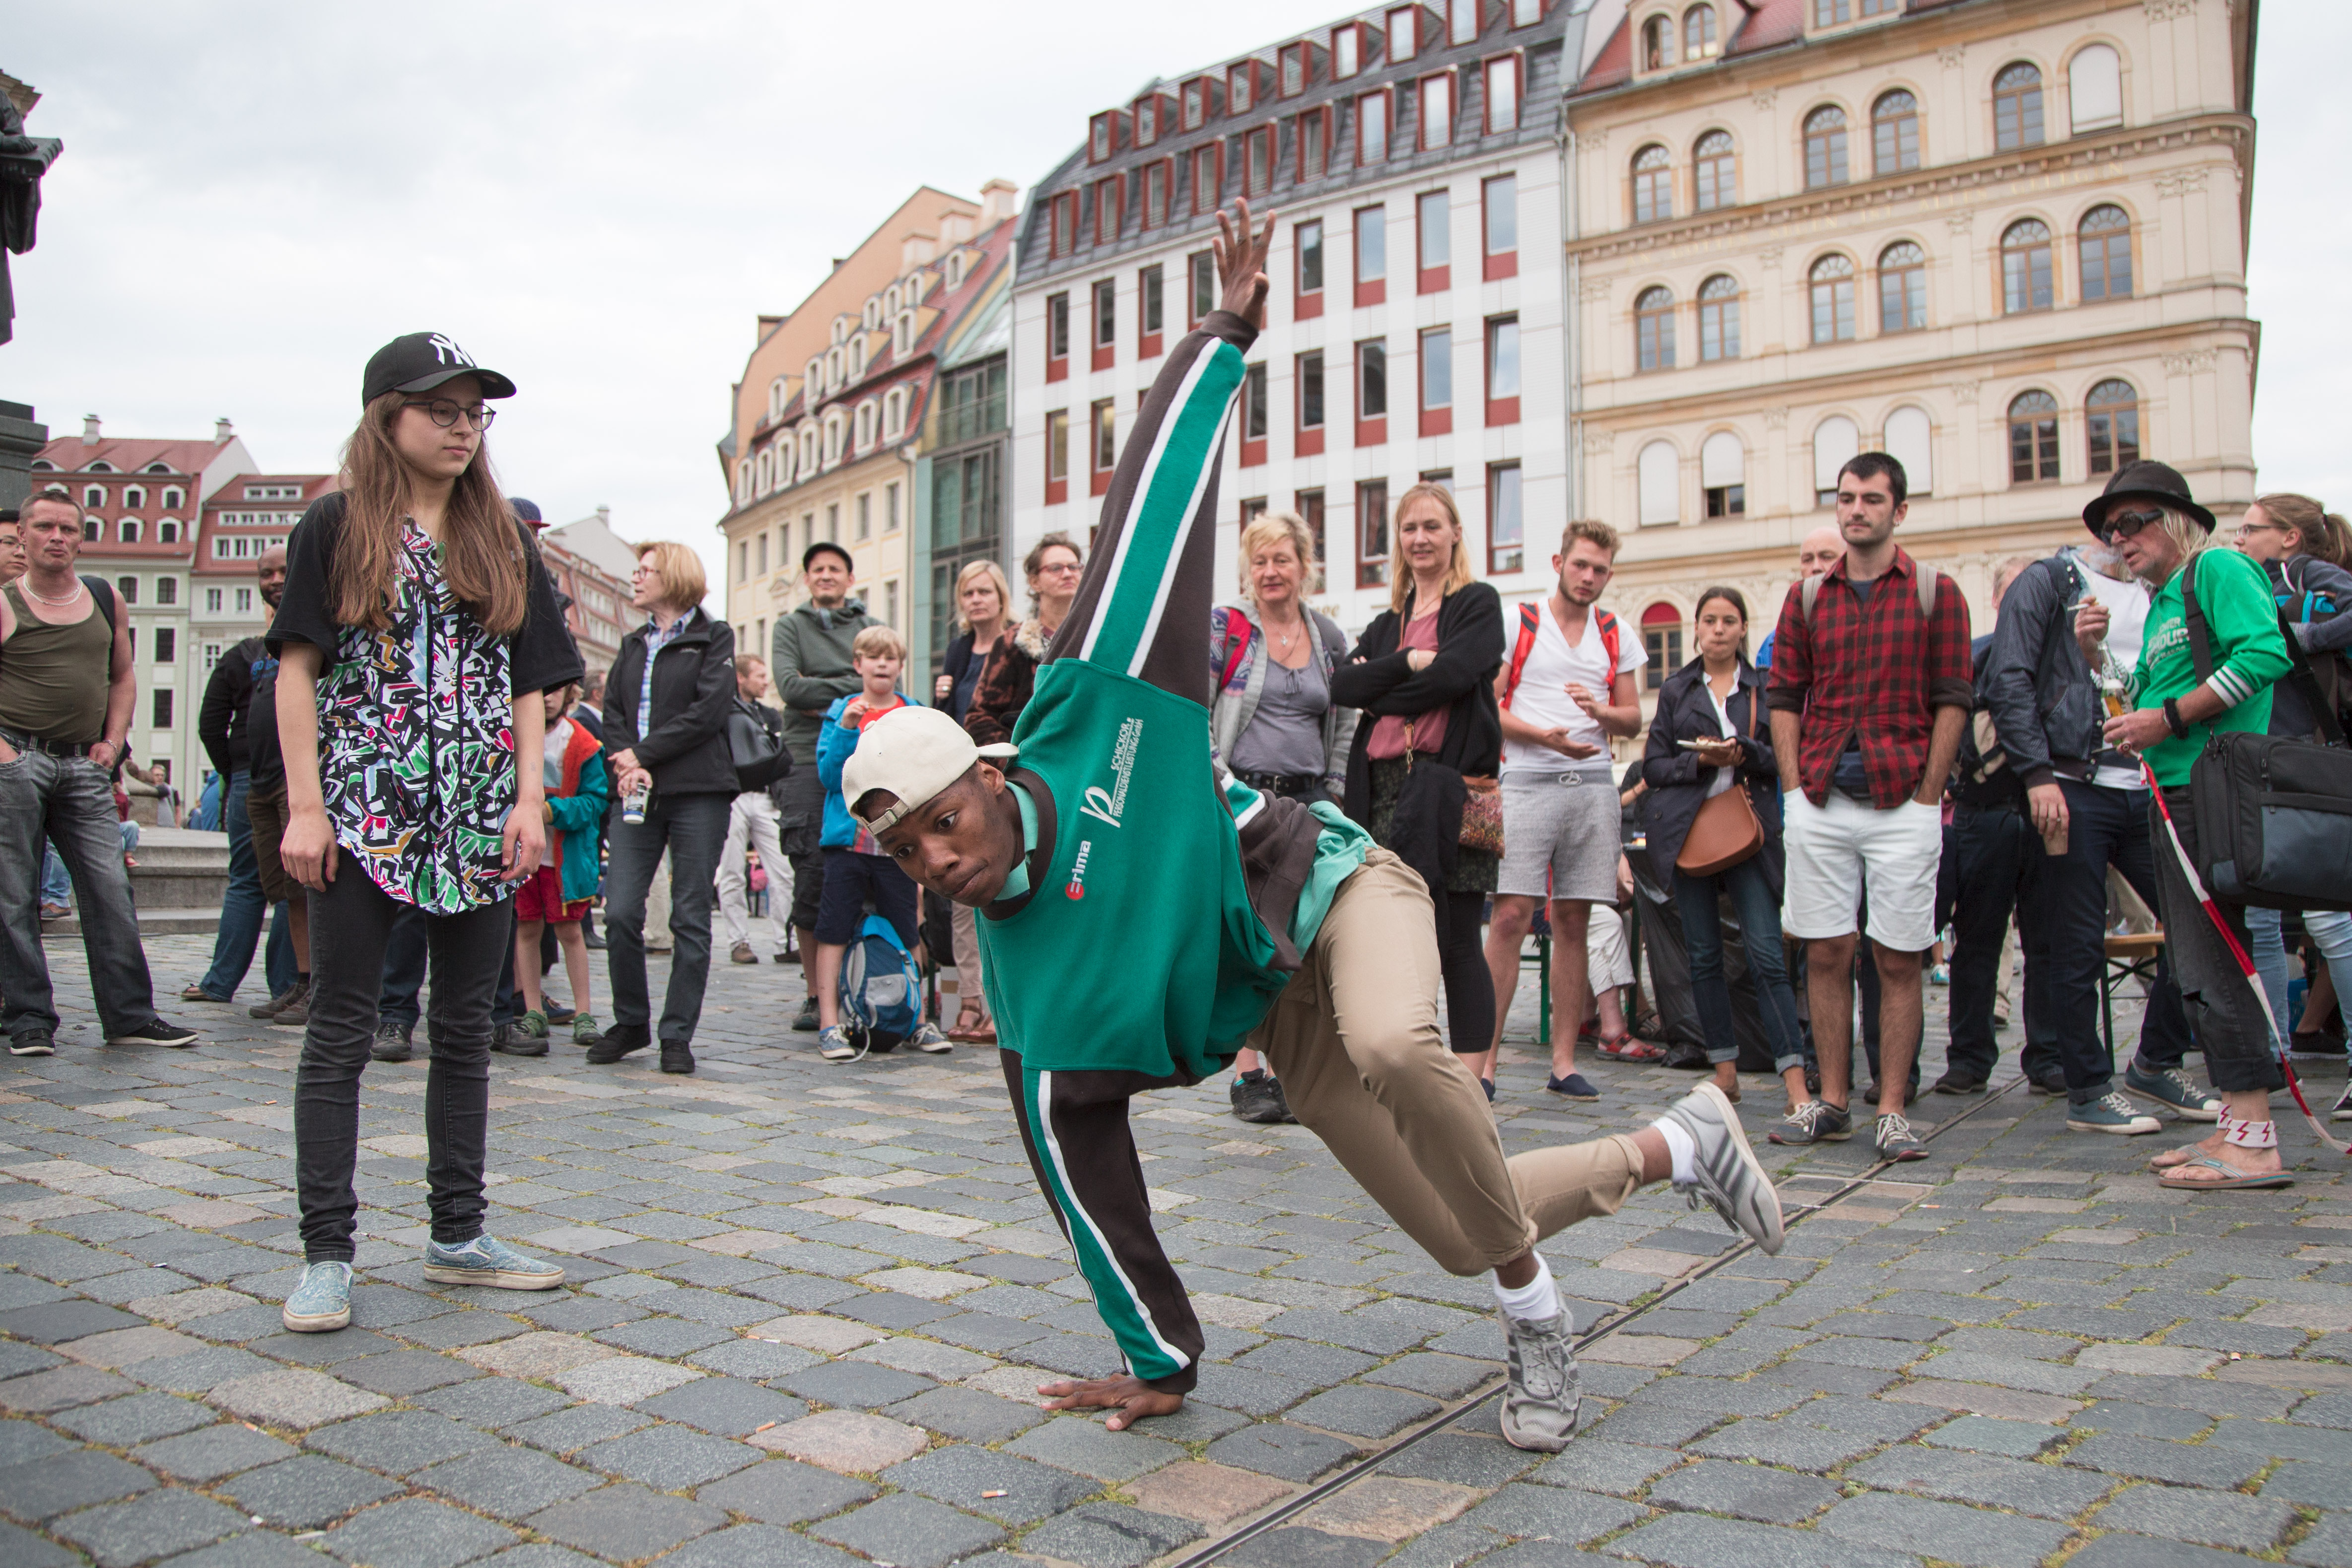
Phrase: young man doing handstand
[{"left": 845, "top": 202, "right": 1784, "bottom": 1451}]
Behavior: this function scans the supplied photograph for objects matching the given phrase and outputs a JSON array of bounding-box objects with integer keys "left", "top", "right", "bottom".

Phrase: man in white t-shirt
[{"left": 1480, "top": 520, "right": 1648, "bottom": 1102}]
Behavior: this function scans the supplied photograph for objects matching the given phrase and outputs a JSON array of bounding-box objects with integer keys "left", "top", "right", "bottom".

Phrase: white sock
[
  {"left": 1657, "top": 1118, "right": 1698, "bottom": 1186},
  {"left": 1493, "top": 1253, "right": 1562, "bottom": 1323}
]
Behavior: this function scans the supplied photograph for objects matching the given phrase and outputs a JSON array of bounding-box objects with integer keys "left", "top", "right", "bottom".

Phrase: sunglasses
[{"left": 2099, "top": 506, "right": 2165, "bottom": 544}]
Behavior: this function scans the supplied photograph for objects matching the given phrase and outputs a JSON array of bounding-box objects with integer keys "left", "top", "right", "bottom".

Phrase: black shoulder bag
[
  {"left": 2180, "top": 553, "right": 2352, "bottom": 910},
  {"left": 727, "top": 698, "right": 792, "bottom": 793}
]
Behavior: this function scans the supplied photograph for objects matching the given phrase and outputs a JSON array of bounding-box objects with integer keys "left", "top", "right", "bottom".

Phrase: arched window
[
  {"left": 768, "top": 377, "right": 788, "bottom": 421},
  {"left": 125, "top": 485, "right": 146, "bottom": 509},
  {"left": 1995, "top": 63, "right": 2045, "bottom": 150},
  {"left": 1872, "top": 90, "right": 1919, "bottom": 175},
  {"left": 824, "top": 411, "right": 846, "bottom": 463},
  {"left": 854, "top": 401, "right": 878, "bottom": 450},
  {"left": 1697, "top": 274, "right": 1740, "bottom": 361},
  {"left": 1684, "top": 5, "right": 1718, "bottom": 60},
  {"left": 1809, "top": 254, "right": 1856, "bottom": 344},
  {"left": 1812, "top": 415, "right": 1859, "bottom": 507},
  {"left": 1803, "top": 106, "right": 1849, "bottom": 189},
  {"left": 2069, "top": 43, "right": 2123, "bottom": 135},
  {"left": 893, "top": 310, "right": 916, "bottom": 357},
  {"left": 157, "top": 520, "right": 180, "bottom": 544},
  {"left": 1884, "top": 406, "right": 1933, "bottom": 495},
  {"left": 2079, "top": 205, "right": 2133, "bottom": 302},
  {"left": 119, "top": 519, "right": 142, "bottom": 543},
  {"left": 1635, "top": 286, "right": 1676, "bottom": 372},
  {"left": 81, "top": 516, "right": 100, "bottom": 542},
  {"left": 862, "top": 298, "right": 884, "bottom": 332},
  {"left": 1693, "top": 130, "right": 1735, "bottom": 211},
  {"left": 2001, "top": 218, "right": 2054, "bottom": 314},
  {"left": 736, "top": 461, "right": 752, "bottom": 503},
  {"left": 1642, "top": 601, "right": 1684, "bottom": 687},
  {"left": 2086, "top": 379, "right": 2140, "bottom": 476},
  {"left": 2007, "top": 390, "right": 2060, "bottom": 483},
  {"left": 162, "top": 487, "right": 183, "bottom": 509},
  {"left": 884, "top": 284, "right": 902, "bottom": 317},
  {"left": 1632, "top": 144, "right": 1672, "bottom": 224},
  {"left": 882, "top": 387, "right": 907, "bottom": 441},
  {"left": 1877, "top": 241, "right": 1926, "bottom": 333},
  {"left": 1700, "top": 430, "right": 1745, "bottom": 516},
  {"left": 1638, "top": 440, "right": 1680, "bottom": 526},
  {"left": 1642, "top": 14, "right": 1674, "bottom": 71},
  {"left": 84, "top": 484, "right": 106, "bottom": 508},
  {"left": 800, "top": 425, "right": 820, "bottom": 473},
  {"left": 806, "top": 357, "right": 825, "bottom": 398}
]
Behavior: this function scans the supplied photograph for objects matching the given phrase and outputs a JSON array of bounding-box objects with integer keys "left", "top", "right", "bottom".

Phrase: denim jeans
[
  {"left": 1944, "top": 803, "right": 2061, "bottom": 1088},
  {"left": 197, "top": 771, "right": 268, "bottom": 1000},
  {"left": 296, "top": 869, "right": 511, "bottom": 1262},
  {"left": 1672, "top": 856, "right": 1805, "bottom": 1072},
  {"left": 0, "top": 750, "right": 160, "bottom": 1043},
  {"left": 40, "top": 839, "right": 70, "bottom": 907},
  {"left": 2248, "top": 906, "right": 2352, "bottom": 1050},
  {"left": 604, "top": 791, "right": 730, "bottom": 1045}
]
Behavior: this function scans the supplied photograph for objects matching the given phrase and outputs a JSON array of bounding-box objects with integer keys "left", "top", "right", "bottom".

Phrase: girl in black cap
[{"left": 269, "top": 336, "right": 583, "bottom": 1332}]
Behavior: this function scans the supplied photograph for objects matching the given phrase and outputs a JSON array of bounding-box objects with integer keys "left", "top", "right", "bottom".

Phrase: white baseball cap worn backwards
[{"left": 843, "top": 707, "right": 1018, "bottom": 834}]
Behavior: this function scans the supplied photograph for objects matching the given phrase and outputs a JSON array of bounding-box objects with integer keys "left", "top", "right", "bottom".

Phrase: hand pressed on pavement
[{"left": 1037, "top": 1373, "right": 1184, "bottom": 1432}]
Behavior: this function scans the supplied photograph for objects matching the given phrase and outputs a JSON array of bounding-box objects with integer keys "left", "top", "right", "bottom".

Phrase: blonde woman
[
  {"left": 934, "top": 558, "right": 1012, "bottom": 1041},
  {"left": 1213, "top": 510, "right": 1357, "bottom": 1121}
]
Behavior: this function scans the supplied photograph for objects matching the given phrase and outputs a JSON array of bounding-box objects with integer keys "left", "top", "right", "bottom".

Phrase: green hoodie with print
[{"left": 2131, "top": 545, "right": 2292, "bottom": 787}]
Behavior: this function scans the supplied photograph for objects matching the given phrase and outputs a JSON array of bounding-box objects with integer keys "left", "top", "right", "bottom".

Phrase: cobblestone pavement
[{"left": 3, "top": 931, "right": 2349, "bottom": 1568}]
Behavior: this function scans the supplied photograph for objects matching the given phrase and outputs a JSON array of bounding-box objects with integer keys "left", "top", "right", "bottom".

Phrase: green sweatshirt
[
  {"left": 2131, "top": 546, "right": 2292, "bottom": 787},
  {"left": 770, "top": 597, "right": 878, "bottom": 765}
]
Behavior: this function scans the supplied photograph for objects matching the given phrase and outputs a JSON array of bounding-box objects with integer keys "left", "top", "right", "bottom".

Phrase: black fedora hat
[{"left": 2082, "top": 460, "right": 2216, "bottom": 538}]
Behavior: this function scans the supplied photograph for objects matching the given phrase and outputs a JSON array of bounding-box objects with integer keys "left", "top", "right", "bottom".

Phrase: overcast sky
[{"left": 4, "top": 0, "right": 2341, "bottom": 602}]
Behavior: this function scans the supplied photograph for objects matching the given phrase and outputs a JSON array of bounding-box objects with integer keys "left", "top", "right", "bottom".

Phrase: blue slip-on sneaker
[
  {"left": 1546, "top": 1072, "right": 1600, "bottom": 1102},
  {"left": 282, "top": 1261, "right": 353, "bottom": 1332},
  {"left": 421, "top": 1234, "right": 565, "bottom": 1291},
  {"left": 2124, "top": 1060, "right": 2223, "bottom": 1121},
  {"left": 2068, "top": 1091, "right": 2162, "bottom": 1135}
]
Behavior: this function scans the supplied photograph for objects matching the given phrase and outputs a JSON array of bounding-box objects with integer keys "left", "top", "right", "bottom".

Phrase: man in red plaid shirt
[{"left": 1764, "top": 454, "right": 1972, "bottom": 1161}]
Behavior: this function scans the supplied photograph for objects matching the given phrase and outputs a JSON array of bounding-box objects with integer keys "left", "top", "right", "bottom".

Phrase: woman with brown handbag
[{"left": 1641, "top": 588, "right": 1812, "bottom": 1113}]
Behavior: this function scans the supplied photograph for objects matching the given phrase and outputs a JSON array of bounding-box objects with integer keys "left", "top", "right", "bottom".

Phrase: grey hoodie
[{"left": 770, "top": 596, "right": 878, "bottom": 764}]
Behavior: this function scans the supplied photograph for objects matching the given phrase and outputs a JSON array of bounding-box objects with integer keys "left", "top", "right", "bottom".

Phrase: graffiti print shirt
[{"left": 268, "top": 494, "right": 583, "bottom": 913}]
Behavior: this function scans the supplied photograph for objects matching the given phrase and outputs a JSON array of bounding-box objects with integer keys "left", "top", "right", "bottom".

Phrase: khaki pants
[{"left": 1251, "top": 850, "right": 1645, "bottom": 1276}]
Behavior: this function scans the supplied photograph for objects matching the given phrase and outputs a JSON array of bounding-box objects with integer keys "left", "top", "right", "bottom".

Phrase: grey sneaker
[
  {"left": 1497, "top": 1305, "right": 1580, "bottom": 1452},
  {"left": 2068, "top": 1091, "right": 2162, "bottom": 1136},
  {"left": 1768, "top": 1099, "right": 1851, "bottom": 1146},
  {"left": 1658, "top": 1081, "right": 1786, "bottom": 1254},
  {"left": 270, "top": 987, "right": 310, "bottom": 1028},
  {"left": 421, "top": 1234, "right": 565, "bottom": 1291},
  {"left": 371, "top": 1021, "right": 414, "bottom": 1063},
  {"left": 907, "top": 1021, "right": 953, "bottom": 1055},
  {"left": 1875, "top": 1112, "right": 1929, "bottom": 1162},
  {"left": 281, "top": 1261, "right": 353, "bottom": 1332},
  {"left": 2125, "top": 1060, "right": 2223, "bottom": 1121}
]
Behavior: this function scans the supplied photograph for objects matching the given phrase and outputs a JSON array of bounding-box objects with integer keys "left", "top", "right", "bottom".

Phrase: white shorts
[
  {"left": 1782, "top": 791, "right": 1942, "bottom": 953},
  {"left": 1497, "top": 771, "right": 1621, "bottom": 902}
]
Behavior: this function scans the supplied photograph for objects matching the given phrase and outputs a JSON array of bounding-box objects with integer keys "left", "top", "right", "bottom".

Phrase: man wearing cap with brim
[
  {"left": 845, "top": 201, "right": 1785, "bottom": 1452},
  {"left": 2072, "top": 460, "right": 2294, "bottom": 1188}
]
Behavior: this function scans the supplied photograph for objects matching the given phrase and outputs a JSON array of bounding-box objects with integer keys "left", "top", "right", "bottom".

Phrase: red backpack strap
[
  {"left": 1594, "top": 607, "right": 1620, "bottom": 676},
  {"left": 1501, "top": 602, "right": 1542, "bottom": 709},
  {"left": 1217, "top": 606, "right": 1252, "bottom": 692}
]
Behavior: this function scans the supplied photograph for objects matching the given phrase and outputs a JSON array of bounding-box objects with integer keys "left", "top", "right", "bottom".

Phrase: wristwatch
[{"left": 2162, "top": 697, "right": 2189, "bottom": 739}]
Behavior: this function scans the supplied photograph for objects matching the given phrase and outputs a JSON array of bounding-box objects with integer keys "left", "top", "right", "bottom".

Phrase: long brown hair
[
  {"left": 332, "top": 391, "right": 529, "bottom": 635},
  {"left": 2256, "top": 492, "right": 2352, "bottom": 569},
  {"left": 1388, "top": 481, "right": 1475, "bottom": 615}
]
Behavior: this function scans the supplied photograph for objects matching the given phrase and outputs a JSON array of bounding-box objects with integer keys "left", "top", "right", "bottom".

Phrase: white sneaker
[{"left": 1657, "top": 1081, "right": 1786, "bottom": 1254}]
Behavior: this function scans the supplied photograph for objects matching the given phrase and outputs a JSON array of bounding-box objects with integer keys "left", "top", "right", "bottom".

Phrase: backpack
[
  {"left": 1501, "top": 601, "right": 1620, "bottom": 710},
  {"left": 1954, "top": 556, "right": 2083, "bottom": 807},
  {"left": 2275, "top": 555, "right": 2352, "bottom": 735},
  {"left": 838, "top": 913, "right": 923, "bottom": 1054},
  {"left": 1215, "top": 607, "right": 1253, "bottom": 692},
  {"left": 1798, "top": 564, "right": 1937, "bottom": 627}
]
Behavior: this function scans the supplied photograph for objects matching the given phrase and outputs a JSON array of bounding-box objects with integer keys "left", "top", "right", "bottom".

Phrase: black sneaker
[
  {"left": 491, "top": 1023, "right": 547, "bottom": 1058},
  {"left": 586, "top": 1022, "right": 651, "bottom": 1065},
  {"left": 1875, "top": 1112, "right": 1930, "bottom": 1161},
  {"left": 371, "top": 1021, "right": 414, "bottom": 1063},
  {"left": 8, "top": 1032, "right": 55, "bottom": 1058},
  {"left": 1932, "top": 1070, "right": 1987, "bottom": 1095},
  {"left": 1769, "top": 1100, "right": 1852, "bottom": 1145},
  {"left": 792, "top": 995, "right": 821, "bottom": 1033},
  {"left": 1229, "top": 1070, "right": 1292, "bottom": 1124},
  {"left": 2027, "top": 1073, "right": 2068, "bottom": 1096},
  {"left": 110, "top": 1020, "right": 200, "bottom": 1048},
  {"left": 660, "top": 1041, "right": 696, "bottom": 1075},
  {"left": 249, "top": 981, "right": 305, "bottom": 1020}
]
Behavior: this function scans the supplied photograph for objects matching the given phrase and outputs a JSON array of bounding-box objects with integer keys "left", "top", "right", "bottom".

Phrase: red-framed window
[
  {"left": 1484, "top": 52, "right": 1523, "bottom": 135},
  {"left": 1045, "top": 409, "right": 1069, "bottom": 505},
  {"left": 1419, "top": 71, "right": 1455, "bottom": 152},
  {"left": 1090, "top": 399, "right": 1116, "bottom": 496},
  {"left": 1141, "top": 159, "right": 1172, "bottom": 230},
  {"left": 1190, "top": 143, "right": 1224, "bottom": 214},
  {"left": 1045, "top": 291, "right": 1069, "bottom": 382},
  {"left": 1048, "top": 191, "right": 1080, "bottom": 258},
  {"left": 1241, "top": 126, "right": 1275, "bottom": 199},
  {"left": 1357, "top": 88, "right": 1391, "bottom": 167},
  {"left": 1228, "top": 60, "right": 1263, "bottom": 117},
  {"left": 1487, "top": 461, "right": 1523, "bottom": 575},
  {"left": 1354, "top": 205, "right": 1386, "bottom": 308},
  {"left": 1089, "top": 110, "right": 1123, "bottom": 163},
  {"left": 1386, "top": 6, "right": 1420, "bottom": 65},
  {"left": 1416, "top": 189, "right": 1450, "bottom": 295},
  {"left": 1187, "top": 250, "right": 1215, "bottom": 326},
  {"left": 1297, "top": 350, "right": 1325, "bottom": 457},
  {"left": 1093, "top": 175, "right": 1124, "bottom": 246},
  {"left": 1485, "top": 314, "right": 1520, "bottom": 426},
  {"left": 1642, "top": 602, "right": 1683, "bottom": 690},
  {"left": 1482, "top": 173, "right": 1518, "bottom": 280},
  {"left": 1334, "top": 23, "right": 1365, "bottom": 80},
  {"left": 1295, "top": 488, "right": 1328, "bottom": 592},
  {"left": 1356, "top": 340, "right": 1387, "bottom": 447},
  {"left": 1418, "top": 325, "right": 1452, "bottom": 438},
  {"left": 1091, "top": 279, "right": 1117, "bottom": 371},
  {"left": 1139, "top": 263, "right": 1165, "bottom": 359},
  {"left": 1240, "top": 363, "right": 1268, "bottom": 467},
  {"left": 1448, "top": 0, "right": 1480, "bottom": 46},
  {"left": 1279, "top": 41, "right": 1312, "bottom": 97},
  {"left": 1295, "top": 219, "right": 1324, "bottom": 321},
  {"left": 1296, "top": 105, "right": 1333, "bottom": 184},
  {"left": 1509, "top": 0, "right": 1545, "bottom": 28},
  {"left": 1357, "top": 478, "right": 1391, "bottom": 589},
  {"left": 1133, "top": 92, "right": 1170, "bottom": 147},
  {"left": 1180, "top": 76, "right": 1212, "bottom": 131}
]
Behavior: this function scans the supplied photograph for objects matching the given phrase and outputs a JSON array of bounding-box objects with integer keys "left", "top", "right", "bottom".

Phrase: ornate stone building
[{"left": 1566, "top": 0, "right": 2257, "bottom": 704}]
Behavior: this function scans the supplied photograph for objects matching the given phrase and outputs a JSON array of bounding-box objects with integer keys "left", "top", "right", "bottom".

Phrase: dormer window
[
  {"left": 1448, "top": 0, "right": 1478, "bottom": 46},
  {"left": 1228, "top": 62, "right": 1256, "bottom": 117},
  {"left": 144, "top": 462, "right": 171, "bottom": 475},
  {"left": 1135, "top": 96, "right": 1159, "bottom": 145},
  {"left": 862, "top": 298, "right": 883, "bottom": 331},
  {"left": 805, "top": 358, "right": 825, "bottom": 399},
  {"left": 1684, "top": 5, "right": 1718, "bottom": 58},
  {"left": 1090, "top": 111, "right": 1120, "bottom": 162},
  {"left": 1279, "top": 42, "right": 1308, "bottom": 97},
  {"left": 1334, "top": 24, "right": 1361, "bottom": 78},
  {"left": 1512, "top": 0, "right": 1543, "bottom": 25},
  {"left": 1641, "top": 14, "right": 1673, "bottom": 71},
  {"left": 1387, "top": 6, "right": 1418, "bottom": 64},
  {"left": 1182, "top": 78, "right": 1208, "bottom": 130}
]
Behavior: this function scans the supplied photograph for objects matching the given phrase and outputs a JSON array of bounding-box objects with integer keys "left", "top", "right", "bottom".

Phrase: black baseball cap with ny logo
[{"left": 361, "top": 332, "right": 518, "bottom": 407}]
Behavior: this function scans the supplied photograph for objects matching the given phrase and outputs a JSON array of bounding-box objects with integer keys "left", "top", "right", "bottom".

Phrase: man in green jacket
[
  {"left": 769, "top": 543, "right": 876, "bottom": 1030},
  {"left": 2074, "top": 462, "right": 2292, "bottom": 1189},
  {"left": 846, "top": 202, "right": 1784, "bottom": 1452}
]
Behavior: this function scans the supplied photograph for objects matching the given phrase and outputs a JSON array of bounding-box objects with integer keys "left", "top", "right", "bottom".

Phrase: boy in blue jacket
[{"left": 814, "top": 625, "right": 950, "bottom": 1061}]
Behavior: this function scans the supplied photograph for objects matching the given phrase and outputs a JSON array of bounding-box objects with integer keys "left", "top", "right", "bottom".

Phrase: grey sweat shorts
[{"left": 1498, "top": 769, "right": 1622, "bottom": 902}]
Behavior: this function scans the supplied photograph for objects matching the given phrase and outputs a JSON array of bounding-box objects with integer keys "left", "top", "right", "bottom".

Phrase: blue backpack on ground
[{"left": 839, "top": 914, "right": 921, "bottom": 1054}]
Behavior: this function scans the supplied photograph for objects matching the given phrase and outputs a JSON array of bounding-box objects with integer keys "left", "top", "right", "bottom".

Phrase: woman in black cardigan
[
  {"left": 1640, "top": 588, "right": 1812, "bottom": 1115},
  {"left": 1332, "top": 483, "right": 1505, "bottom": 1061}
]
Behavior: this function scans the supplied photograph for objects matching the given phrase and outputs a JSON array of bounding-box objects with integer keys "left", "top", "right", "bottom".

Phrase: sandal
[
  {"left": 946, "top": 1007, "right": 989, "bottom": 1043},
  {"left": 1596, "top": 1031, "right": 1665, "bottom": 1063},
  {"left": 180, "top": 983, "right": 231, "bottom": 1004},
  {"left": 2157, "top": 1154, "right": 2293, "bottom": 1191}
]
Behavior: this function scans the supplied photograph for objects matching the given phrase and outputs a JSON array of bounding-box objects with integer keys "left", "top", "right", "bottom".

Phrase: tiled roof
[
  {"left": 1575, "top": 0, "right": 1981, "bottom": 97},
  {"left": 35, "top": 435, "right": 220, "bottom": 477}
]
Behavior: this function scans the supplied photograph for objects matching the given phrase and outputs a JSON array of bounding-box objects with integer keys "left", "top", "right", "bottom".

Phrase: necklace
[{"left": 20, "top": 578, "right": 84, "bottom": 606}]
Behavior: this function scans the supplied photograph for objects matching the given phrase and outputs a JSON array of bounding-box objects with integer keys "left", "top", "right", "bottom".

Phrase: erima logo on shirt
[
  {"left": 1067, "top": 839, "right": 1093, "bottom": 899},
  {"left": 1080, "top": 715, "right": 1144, "bottom": 827}
]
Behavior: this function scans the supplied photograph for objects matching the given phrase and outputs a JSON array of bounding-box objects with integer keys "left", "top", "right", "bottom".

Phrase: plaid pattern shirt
[{"left": 1765, "top": 547, "right": 1974, "bottom": 807}]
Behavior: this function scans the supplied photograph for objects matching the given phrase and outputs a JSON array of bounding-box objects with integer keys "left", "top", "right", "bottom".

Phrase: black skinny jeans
[
  {"left": 604, "top": 791, "right": 732, "bottom": 1045},
  {"left": 1440, "top": 888, "right": 1494, "bottom": 1055},
  {"left": 1944, "top": 803, "right": 2062, "bottom": 1088},
  {"left": 296, "top": 869, "right": 512, "bottom": 1262}
]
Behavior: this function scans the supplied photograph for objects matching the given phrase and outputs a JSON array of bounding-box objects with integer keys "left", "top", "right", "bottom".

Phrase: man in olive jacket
[{"left": 769, "top": 541, "right": 877, "bottom": 1028}]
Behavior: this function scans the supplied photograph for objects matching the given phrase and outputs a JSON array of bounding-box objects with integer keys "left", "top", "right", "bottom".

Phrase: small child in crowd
[
  {"left": 515, "top": 683, "right": 609, "bottom": 1048},
  {"left": 813, "top": 625, "right": 949, "bottom": 1061}
]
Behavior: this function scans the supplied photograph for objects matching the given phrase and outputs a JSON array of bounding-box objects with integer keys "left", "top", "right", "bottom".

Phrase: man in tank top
[{"left": 0, "top": 492, "right": 196, "bottom": 1056}]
